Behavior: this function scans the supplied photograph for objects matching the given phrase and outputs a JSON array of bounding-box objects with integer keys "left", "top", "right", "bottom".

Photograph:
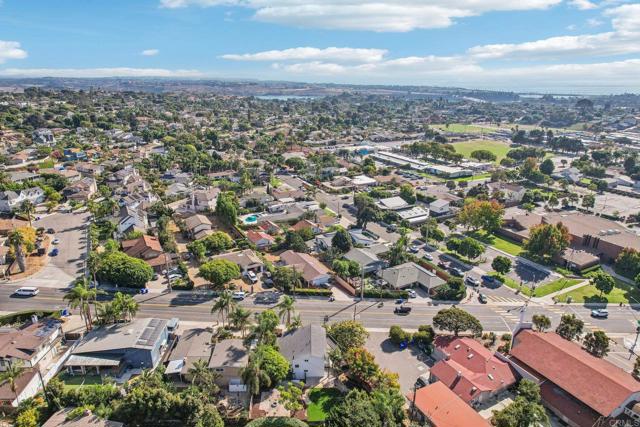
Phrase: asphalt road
[{"left": 1, "top": 285, "right": 637, "bottom": 338}]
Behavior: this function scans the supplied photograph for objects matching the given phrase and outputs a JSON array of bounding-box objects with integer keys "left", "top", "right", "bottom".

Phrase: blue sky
[{"left": 0, "top": 0, "right": 639, "bottom": 93}]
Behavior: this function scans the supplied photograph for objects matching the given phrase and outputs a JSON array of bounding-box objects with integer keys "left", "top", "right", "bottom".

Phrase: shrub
[
  {"left": 363, "top": 289, "right": 408, "bottom": 299},
  {"left": 389, "top": 325, "right": 412, "bottom": 345},
  {"left": 292, "top": 288, "right": 333, "bottom": 296}
]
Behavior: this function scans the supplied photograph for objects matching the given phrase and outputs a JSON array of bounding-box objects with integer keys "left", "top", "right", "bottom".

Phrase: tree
[
  {"left": 250, "top": 309, "right": 280, "bottom": 346},
  {"left": 202, "top": 231, "right": 234, "bottom": 254},
  {"left": 399, "top": 183, "right": 416, "bottom": 204},
  {"left": 344, "top": 347, "right": 379, "bottom": 384},
  {"left": 19, "top": 200, "right": 35, "bottom": 228},
  {"left": 215, "top": 191, "right": 238, "bottom": 226},
  {"left": 412, "top": 324, "right": 435, "bottom": 349},
  {"left": 493, "top": 380, "right": 549, "bottom": 427},
  {"left": 388, "top": 325, "right": 411, "bottom": 345},
  {"left": 420, "top": 219, "right": 445, "bottom": 243},
  {"left": 457, "top": 199, "right": 504, "bottom": 233},
  {"left": 8, "top": 229, "right": 27, "bottom": 273},
  {"left": 433, "top": 307, "right": 482, "bottom": 336},
  {"left": 633, "top": 357, "right": 640, "bottom": 380},
  {"left": 0, "top": 360, "right": 25, "bottom": 404},
  {"left": 556, "top": 313, "right": 584, "bottom": 341},
  {"left": 276, "top": 295, "right": 296, "bottom": 326},
  {"left": 516, "top": 379, "right": 541, "bottom": 402},
  {"left": 492, "top": 256, "right": 512, "bottom": 275},
  {"left": 470, "top": 149, "right": 497, "bottom": 162},
  {"left": 186, "top": 240, "right": 207, "bottom": 262},
  {"left": 583, "top": 330, "right": 610, "bottom": 357},
  {"left": 242, "top": 352, "right": 272, "bottom": 396},
  {"left": 331, "top": 227, "right": 352, "bottom": 253},
  {"left": 532, "top": 314, "right": 551, "bottom": 332},
  {"left": 354, "top": 193, "right": 378, "bottom": 230},
  {"left": 97, "top": 251, "right": 153, "bottom": 288},
  {"left": 278, "top": 382, "right": 305, "bottom": 415},
  {"left": 64, "top": 279, "right": 101, "bottom": 330},
  {"left": 255, "top": 345, "right": 290, "bottom": 385},
  {"left": 211, "top": 290, "right": 237, "bottom": 327},
  {"left": 113, "top": 291, "right": 138, "bottom": 322},
  {"left": 524, "top": 222, "right": 570, "bottom": 259},
  {"left": 616, "top": 248, "right": 640, "bottom": 279},
  {"left": 272, "top": 266, "right": 302, "bottom": 292},
  {"left": 199, "top": 259, "right": 240, "bottom": 288},
  {"left": 590, "top": 270, "right": 615, "bottom": 297},
  {"left": 456, "top": 237, "right": 484, "bottom": 260},
  {"left": 229, "top": 306, "right": 252, "bottom": 337},
  {"left": 582, "top": 194, "right": 595, "bottom": 211},
  {"left": 326, "top": 389, "right": 382, "bottom": 427},
  {"left": 539, "top": 158, "right": 555, "bottom": 175},
  {"left": 387, "top": 229, "right": 409, "bottom": 266},
  {"left": 188, "top": 359, "right": 220, "bottom": 395},
  {"left": 327, "top": 320, "right": 369, "bottom": 351},
  {"left": 282, "top": 231, "right": 307, "bottom": 252}
]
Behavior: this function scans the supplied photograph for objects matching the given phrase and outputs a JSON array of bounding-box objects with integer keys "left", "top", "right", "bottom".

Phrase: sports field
[{"left": 451, "top": 139, "right": 511, "bottom": 164}]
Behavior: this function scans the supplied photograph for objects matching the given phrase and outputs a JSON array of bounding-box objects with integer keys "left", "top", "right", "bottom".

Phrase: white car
[
  {"left": 14, "top": 287, "right": 39, "bottom": 297},
  {"left": 168, "top": 273, "right": 183, "bottom": 280},
  {"left": 232, "top": 291, "right": 246, "bottom": 300},
  {"left": 52, "top": 238, "right": 60, "bottom": 245},
  {"left": 246, "top": 271, "right": 258, "bottom": 284},
  {"left": 407, "top": 289, "right": 417, "bottom": 298}
]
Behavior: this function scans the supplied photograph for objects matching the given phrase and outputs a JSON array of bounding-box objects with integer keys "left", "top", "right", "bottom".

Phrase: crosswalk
[{"left": 486, "top": 295, "right": 527, "bottom": 304}]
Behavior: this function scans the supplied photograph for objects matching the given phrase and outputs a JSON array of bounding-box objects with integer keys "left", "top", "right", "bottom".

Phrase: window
[
  {"left": 294, "top": 364, "right": 299, "bottom": 368},
  {"left": 215, "top": 368, "right": 224, "bottom": 372},
  {"left": 304, "top": 359, "right": 309, "bottom": 362}
]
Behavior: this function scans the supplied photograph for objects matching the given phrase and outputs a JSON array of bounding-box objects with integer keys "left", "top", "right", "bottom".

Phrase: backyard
[
  {"left": 56, "top": 373, "right": 103, "bottom": 390},
  {"left": 556, "top": 277, "right": 640, "bottom": 304},
  {"left": 307, "top": 388, "right": 343, "bottom": 422},
  {"left": 451, "top": 139, "right": 511, "bottom": 164}
]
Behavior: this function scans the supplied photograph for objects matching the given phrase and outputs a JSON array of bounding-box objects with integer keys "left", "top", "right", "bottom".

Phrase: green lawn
[
  {"left": 451, "top": 139, "right": 511, "bottom": 164},
  {"left": 453, "top": 173, "right": 492, "bottom": 182},
  {"left": 556, "top": 277, "right": 640, "bottom": 304},
  {"left": 432, "top": 123, "right": 495, "bottom": 134},
  {"left": 307, "top": 388, "right": 343, "bottom": 422},
  {"left": 532, "top": 278, "right": 583, "bottom": 297},
  {"left": 468, "top": 231, "right": 523, "bottom": 256},
  {"left": 489, "top": 273, "right": 532, "bottom": 296},
  {"left": 57, "top": 373, "right": 103, "bottom": 389}
]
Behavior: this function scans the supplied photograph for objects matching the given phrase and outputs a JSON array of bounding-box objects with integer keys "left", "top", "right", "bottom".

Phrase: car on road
[
  {"left": 232, "top": 291, "right": 246, "bottom": 300},
  {"left": 394, "top": 306, "right": 412, "bottom": 315},
  {"left": 395, "top": 298, "right": 405, "bottom": 304},
  {"left": 478, "top": 293, "right": 488, "bottom": 304},
  {"left": 407, "top": 289, "right": 417, "bottom": 298},
  {"left": 481, "top": 275, "right": 497, "bottom": 285},
  {"left": 246, "top": 271, "right": 258, "bottom": 284},
  {"left": 341, "top": 195, "right": 350, "bottom": 200},
  {"left": 14, "top": 287, "right": 39, "bottom": 297},
  {"left": 50, "top": 248, "right": 59, "bottom": 256},
  {"left": 450, "top": 267, "right": 464, "bottom": 277},
  {"left": 46, "top": 228, "right": 55, "bottom": 234},
  {"left": 422, "top": 253, "right": 433, "bottom": 261},
  {"left": 52, "top": 238, "right": 60, "bottom": 245},
  {"left": 168, "top": 274, "right": 183, "bottom": 280},
  {"left": 591, "top": 309, "right": 609, "bottom": 318},
  {"left": 465, "top": 276, "right": 480, "bottom": 287}
]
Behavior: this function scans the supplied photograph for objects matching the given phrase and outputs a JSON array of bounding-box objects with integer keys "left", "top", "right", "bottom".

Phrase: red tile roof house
[
  {"left": 430, "top": 336, "right": 517, "bottom": 406},
  {"left": 121, "top": 235, "right": 170, "bottom": 272},
  {"left": 246, "top": 230, "right": 276, "bottom": 250},
  {"left": 279, "top": 250, "right": 331, "bottom": 287},
  {"left": 408, "top": 381, "right": 491, "bottom": 427},
  {"left": 291, "top": 219, "right": 322, "bottom": 235},
  {"left": 508, "top": 328, "right": 640, "bottom": 427}
]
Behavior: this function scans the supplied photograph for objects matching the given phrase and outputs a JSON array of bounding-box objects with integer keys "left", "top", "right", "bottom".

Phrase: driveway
[{"left": 11, "top": 211, "right": 91, "bottom": 289}]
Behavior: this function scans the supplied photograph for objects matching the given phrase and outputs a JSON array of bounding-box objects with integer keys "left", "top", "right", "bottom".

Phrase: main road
[{"left": 1, "top": 285, "right": 637, "bottom": 338}]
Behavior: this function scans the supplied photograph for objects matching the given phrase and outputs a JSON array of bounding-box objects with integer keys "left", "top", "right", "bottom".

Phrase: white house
[
  {"left": 117, "top": 205, "right": 148, "bottom": 236},
  {"left": 278, "top": 324, "right": 326, "bottom": 381},
  {"left": 429, "top": 199, "right": 450, "bottom": 215},
  {"left": 487, "top": 182, "right": 526, "bottom": 205},
  {"left": 0, "top": 187, "right": 46, "bottom": 213}
]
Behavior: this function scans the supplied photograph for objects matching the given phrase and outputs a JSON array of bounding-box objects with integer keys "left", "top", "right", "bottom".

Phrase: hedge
[
  {"left": 246, "top": 418, "right": 309, "bottom": 427},
  {"left": 363, "top": 289, "right": 408, "bottom": 299},
  {"left": 292, "top": 288, "right": 333, "bottom": 296},
  {"left": 0, "top": 310, "right": 59, "bottom": 326}
]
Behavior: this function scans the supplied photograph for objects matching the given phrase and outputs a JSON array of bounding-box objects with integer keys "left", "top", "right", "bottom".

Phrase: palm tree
[
  {"left": 0, "top": 361, "right": 25, "bottom": 405},
  {"left": 241, "top": 354, "right": 270, "bottom": 396},
  {"left": 276, "top": 295, "right": 296, "bottom": 326},
  {"left": 187, "top": 359, "right": 219, "bottom": 392},
  {"left": 211, "top": 290, "right": 236, "bottom": 327},
  {"left": 113, "top": 292, "right": 138, "bottom": 322},
  {"left": 288, "top": 314, "right": 302, "bottom": 331},
  {"left": 229, "top": 307, "right": 252, "bottom": 337},
  {"left": 8, "top": 230, "right": 26, "bottom": 273},
  {"left": 96, "top": 302, "right": 119, "bottom": 325},
  {"left": 19, "top": 200, "right": 35, "bottom": 229},
  {"left": 64, "top": 278, "right": 102, "bottom": 331}
]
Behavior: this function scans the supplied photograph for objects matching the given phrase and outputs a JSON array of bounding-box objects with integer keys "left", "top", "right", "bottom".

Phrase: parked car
[
  {"left": 52, "top": 238, "right": 60, "bottom": 245},
  {"left": 422, "top": 253, "right": 433, "bottom": 261},
  {"left": 341, "top": 195, "right": 350, "bottom": 200},
  {"left": 46, "top": 228, "right": 55, "bottom": 234},
  {"left": 450, "top": 267, "right": 464, "bottom": 277},
  {"left": 394, "top": 306, "right": 412, "bottom": 315},
  {"left": 232, "top": 291, "right": 246, "bottom": 300},
  {"left": 14, "top": 287, "right": 39, "bottom": 297},
  {"left": 438, "top": 261, "right": 448, "bottom": 269},
  {"left": 50, "top": 248, "right": 59, "bottom": 256},
  {"left": 407, "top": 289, "right": 417, "bottom": 298},
  {"left": 478, "top": 293, "right": 488, "bottom": 304},
  {"left": 409, "top": 245, "right": 420, "bottom": 254},
  {"left": 168, "top": 273, "right": 183, "bottom": 280},
  {"left": 465, "top": 276, "right": 480, "bottom": 287},
  {"left": 481, "top": 275, "right": 497, "bottom": 285},
  {"left": 246, "top": 271, "right": 258, "bottom": 284},
  {"left": 591, "top": 309, "right": 608, "bottom": 318}
]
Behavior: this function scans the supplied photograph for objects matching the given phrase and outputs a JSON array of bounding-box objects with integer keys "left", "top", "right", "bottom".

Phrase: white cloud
[
  {"left": 587, "top": 18, "right": 603, "bottom": 27},
  {"left": 570, "top": 0, "right": 597, "bottom": 10},
  {"left": 222, "top": 47, "right": 387, "bottom": 63},
  {"left": 141, "top": 49, "right": 160, "bottom": 56},
  {"left": 159, "top": 0, "right": 561, "bottom": 32},
  {"left": 0, "top": 40, "right": 27, "bottom": 64},
  {"left": 0, "top": 68, "right": 202, "bottom": 78}
]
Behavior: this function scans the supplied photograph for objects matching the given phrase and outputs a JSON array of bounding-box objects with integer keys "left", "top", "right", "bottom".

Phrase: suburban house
[
  {"left": 75, "top": 162, "right": 105, "bottom": 176},
  {"left": 42, "top": 408, "right": 123, "bottom": 427},
  {"left": 208, "top": 339, "right": 249, "bottom": 390},
  {"left": 376, "top": 196, "right": 410, "bottom": 211},
  {"left": 487, "top": 182, "right": 526, "bottom": 206},
  {"left": 165, "top": 327, "right": 214, "bottom": 384},
  {"left": 378, "top": 262, "right": 445, "bottom": 292},
  {"left": 344, "top": 247, "right": 387, "bottom": 274},
  {"left": 32, "top": 128, "right": 56, "bottom": 145},
  {"left": 409, "top": 381, "right": 491, "bottom": 427},
  {"left": 246, "top": 230, "right": 276, "bottom": 250},
  {"left": 190, "top": 187, "right": 220, "bottom": 212},
  {"left": 65, "top": 318, "right": 169, "bottom": 378},
  {"left": 0, "top": 319, "right": 64, "bottom": 372},
  {"left": 258, "top": 220, "right": 282, "bottom": 235},
  {"left": 280, "top": 250, "right": 331, "bottom": 287},
  {"left": 430, "top": 336, "right": 517, "bottom": 405},
  {"left": 212, "top": 249, "right": 265, "bottom": 276},
  {"left": 121, "top": 235, "right": 169, "bottom": 272},
  {"left": 0, "top": 187, "right": 46, "bottom": 213},
  {"left": 278, "top": 324, "right": 326, "bottom": 381},
  {"left": 117, "top": 205, "right": 148, "bottom": 237},
  {"left": 184, "top": 214, "right": 213, "bottom": 240},
  {"left": 291, "top": 219, "right": 322, "bottom": 235},
  {"left": 509, "top": 328, "right": 640, "bottom": 427},
  {"left": 429, "top": 199, "right": 451, "bottom": 216},
  {"left": 62, "top": 177, "right": 97, "bottom": 201},
  {"left": 552, "top": 167, "right": 582, "bottom": 183},
  {"left": 0, "top": 369, "right": 44, "bottom": 408}
]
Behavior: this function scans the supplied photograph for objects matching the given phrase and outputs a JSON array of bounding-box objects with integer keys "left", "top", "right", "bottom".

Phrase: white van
[{"left": 14, "top": 287, "right": 39, "bottom": 296}]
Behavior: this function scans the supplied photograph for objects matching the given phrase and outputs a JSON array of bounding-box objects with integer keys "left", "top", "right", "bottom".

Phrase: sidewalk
[{"left": 533, "top": 279, "right": 590, "bottom": 304}]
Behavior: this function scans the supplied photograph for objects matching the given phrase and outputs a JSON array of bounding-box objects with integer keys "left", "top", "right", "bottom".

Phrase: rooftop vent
[{"left": 467, "top": 353, "right": 474, "bottom": 359}]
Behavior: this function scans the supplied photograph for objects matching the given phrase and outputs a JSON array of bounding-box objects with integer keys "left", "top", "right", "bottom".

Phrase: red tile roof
[
  {"left": 408, "top": 381, "right": 491, "bottom": 427},
  {"left": 511, "top": 329, "right": 640, "bottom": 416},
  {"left": 246, "top": 230, "right": 275, "bottom": 244},
  {"left": 432, "top": 336, "right": 517, "bottom": 403}
]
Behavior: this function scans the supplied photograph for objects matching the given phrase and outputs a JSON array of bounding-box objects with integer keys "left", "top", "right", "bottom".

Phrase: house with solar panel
[{"left": 64, "top": 318, "right": 168, "bottom": 379}]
